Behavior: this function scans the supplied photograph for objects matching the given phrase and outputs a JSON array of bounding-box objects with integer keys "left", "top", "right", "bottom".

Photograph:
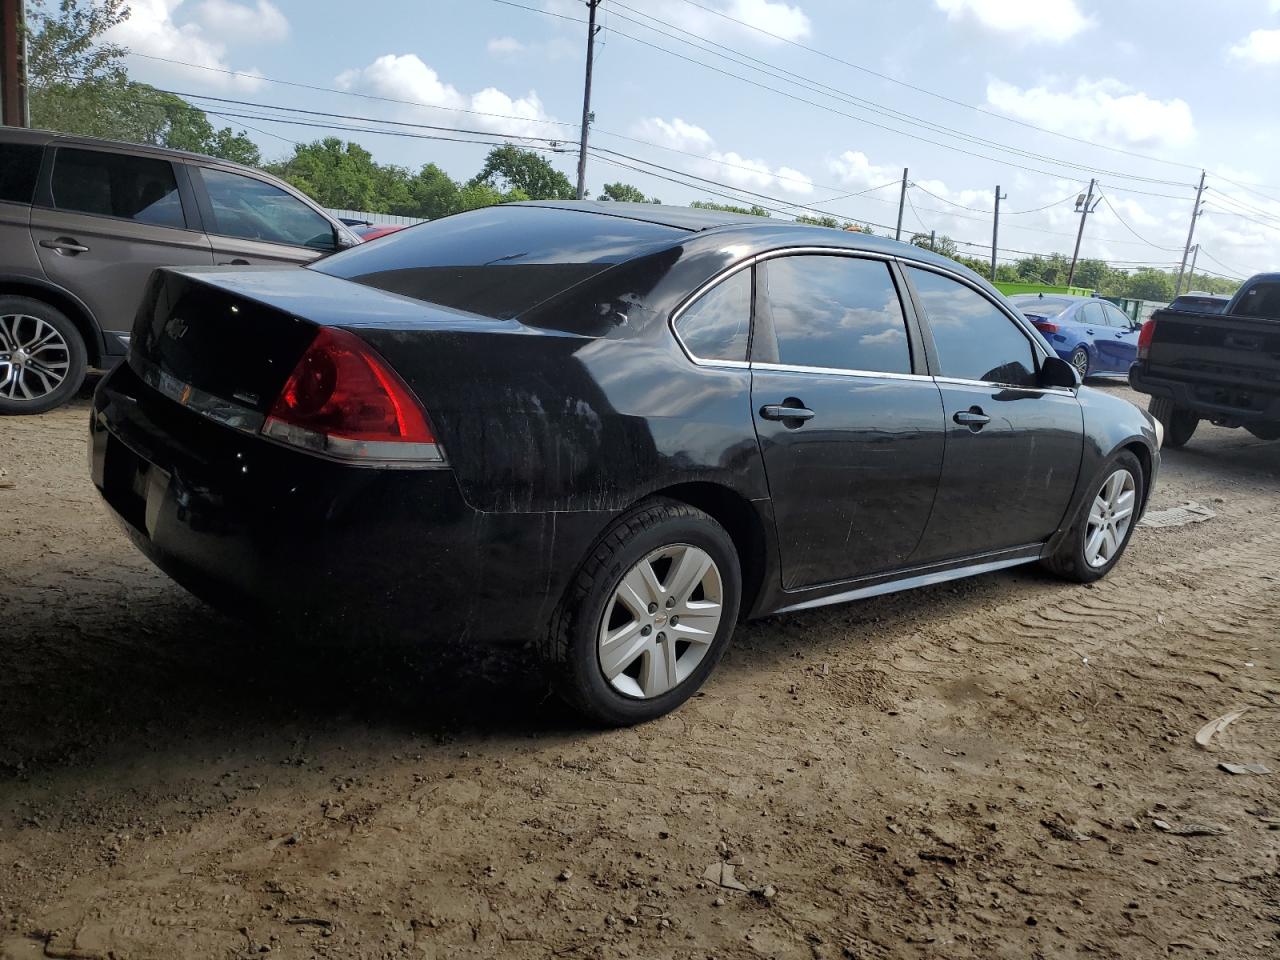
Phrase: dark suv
[{"left": 0, "top": 128, "right": 359, "bottom": 413}]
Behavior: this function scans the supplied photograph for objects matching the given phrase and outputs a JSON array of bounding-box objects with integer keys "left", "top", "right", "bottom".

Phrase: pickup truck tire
[
  {"left": 1147, "top": 396, "right": 1198, "bottom": 448},
  {"left": 1246, "top": 423, "right": 1280, "bottom": 441},
  {"left": 1042, "top": 450, "right": 1145, "bottom": 584}
]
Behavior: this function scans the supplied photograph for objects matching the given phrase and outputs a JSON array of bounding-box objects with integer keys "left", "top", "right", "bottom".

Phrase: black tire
[
  {"left": 1245, "top": 422, "right": 1280, "bottom": 442},
  {"left": 1042, "top": 450, "right": 1145, "bottom": 583},
  {"left": 546, "top": 497, "right": 742, "bottom": 726},
  {"left": 0, "top": 296, "right": 88, "bottom": 415},
  {"left": 1069, "top": 346, "right": 1090, "bottom": 380},
  {"left": 1147, "top": 396, "right": 1197, "bottom": 448}
]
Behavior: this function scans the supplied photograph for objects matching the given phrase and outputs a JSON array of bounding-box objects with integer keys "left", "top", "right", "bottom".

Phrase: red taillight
[
  {"left": 262, "top": 327, "right": 444, "bottom": 467},
  {"left": 1032, "top": 321, "right": 1059, "bottom": 335},
  {"left": 1137, "top": 318, "right": 1157, "bottom": 360}
]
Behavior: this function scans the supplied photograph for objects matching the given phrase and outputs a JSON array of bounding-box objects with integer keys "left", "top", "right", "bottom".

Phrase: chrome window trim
[
  {"left": 752, "top": 361, "right": 933, "bottom": 383},
  {"left": 669, "top": 246, "right": 898, "bottom": 369},
  {"left": 933, "top": 375, "right": 1077, "bottom": 396}
]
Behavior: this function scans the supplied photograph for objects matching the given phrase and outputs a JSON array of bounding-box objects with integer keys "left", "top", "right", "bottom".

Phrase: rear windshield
[
  {"left": 311, "top": 204, "right": 686, "bottom": 319},
  {"left": 1010, "top": 297, "right": 1073, "bottom": 318},
  {"left": 1234, "top": 282, "right": 1280, "bottom": 319}
]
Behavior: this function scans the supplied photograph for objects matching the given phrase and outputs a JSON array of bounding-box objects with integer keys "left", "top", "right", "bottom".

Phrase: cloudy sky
[{"left": 111, "top": 0, "right": 1280, "bottom": 279}]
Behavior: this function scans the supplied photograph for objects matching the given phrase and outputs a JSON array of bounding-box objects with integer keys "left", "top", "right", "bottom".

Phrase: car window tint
[
  {"left": 50, "top": 148, "right": 185, "bottom": 228},
  {"left": 1081, "top": 302, "right": 1107, "bottom": 326},
  {"left": 764, "top": 256, "right": 911, "bottom": 374},
  {"left": 1236, "top": 282, "right": 1280, "bottom": 318},
  {"left": 676, "top": 268, "right": 751, "bottom": 362},
  {"left": 199, "top": 168, "right": 334, "bottom": 249},
  {"left": 0, "top": 143, "right": 43, "bottom": 204},
  {"left": 1103, "top": 303, "right": 1131, "bottom": 328},
  {"left": 907, "top": 267, "right": 1037, "bottom": 386}
]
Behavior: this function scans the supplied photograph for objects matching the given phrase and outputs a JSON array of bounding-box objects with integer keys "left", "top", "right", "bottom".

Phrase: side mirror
[
  {"left": 1040, "top": 355, "right": 1080, "bottom": 389},
  {"left": 335, "top": 229, "right": 358, "bottom": 250}
]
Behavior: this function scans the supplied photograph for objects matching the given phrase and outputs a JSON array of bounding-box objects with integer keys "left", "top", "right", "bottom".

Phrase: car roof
[
  {"left": 0, "top": 125, "right": 256, "bottom": 169},
  {"left": 515, "top": 200, "right": 774, "bottom": 232}
]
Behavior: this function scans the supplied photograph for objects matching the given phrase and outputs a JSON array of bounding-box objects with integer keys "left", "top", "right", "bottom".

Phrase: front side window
[
  {"left": 675, "top": 268, "right": 751, "bottom": 362},
  {"left": 907, "top": 267, "right": 1038, "bottom": 387},
  {"left": 50, "top": 148, "right": 185, "bottom": 228},
  {"left": 1103, "top": 303, "right": 1133, "bottom": 329},
  {"left": 762, "top": 255, "right": 912, "bottom": 374},
  {"left": 1081, "top": 301, "right": 1108, "bottom": 327},
  {"left": 199, "top": 168, "right": 334, "bottom": 249}
]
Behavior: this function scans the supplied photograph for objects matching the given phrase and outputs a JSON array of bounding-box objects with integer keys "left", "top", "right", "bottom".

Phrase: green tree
[
  {"left": 600, "top": 182, "right": 659, "bottom": 203},
  {"left": 1120, "top": 268, "right": 1175, "bottom": 302},
  {"left": 266, "top": 138, "right": 405, "bottom": 211},
  {"left": 472, "top": 145, "right": 575, "bottom": 200},
  {"left": 910, "top": 232, "right": 958, "bottom": 258},
  {"left": 690, "top": 200, "right": 771, "bottom": 217}
]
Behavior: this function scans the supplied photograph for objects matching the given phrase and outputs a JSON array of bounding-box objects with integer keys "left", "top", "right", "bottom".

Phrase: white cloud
[
  {"left": 986, "top": 78, "right": 1195, "bottom": 149},
  {"left": 192, "top": 0, "right": 288, "bottom": 44},
  {"left": 934, "top": 0, "right": 1094, "bottom": 43},
  {"left": 631, "top": 116, "right": 814, "bottom": 195},
  {"left": 487, "top": 36, "right": 526, "bottom": 56},
  {"left": 1229, "top": 29, "right": 1280, "bottom": 65},
  {"left": 545, "top": 0, "right": 810, "bottom": 43},
  {"left": 335, "top": 54, "right": 557, "bottom": 139},
  {"left": 108, "top": 0, "right": 272, "bottom": 90}
]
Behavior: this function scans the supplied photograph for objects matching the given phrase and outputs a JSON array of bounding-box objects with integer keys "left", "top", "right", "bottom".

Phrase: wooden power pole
[
  {"left": 991, "top": 185, "right": 1006, "bottom": 281},
  {"left": 895, "top": 168, "right": 908, "bottom": 241},
  {"left": 575, "top": 0, "right": 602, "bottom": 201},
  {"left": 1174, "top": 171, "right": 1207, "bottom": 297}
]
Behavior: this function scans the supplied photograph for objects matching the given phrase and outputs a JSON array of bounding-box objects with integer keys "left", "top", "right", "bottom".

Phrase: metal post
[
  {"left": 1174, "top": 171, "right": 1207, "bottom": 297},
  {"left": 991, "top": 185, "right": 1006, "bottom": 281},
  {"left": 895, "top": 167, "right": 908, "bottom": 241},
  {"left": 1067, "top": 178, "right": 1097, "bottom": 289},
  {"left": 575, "top": 0, "right": 601, "bottom": 201},
  {"left": 928, "top": 230, "right": 935, "bottom": 252},
  {"left": 1, "top": 0, "right": 28, "bottom": 127}
]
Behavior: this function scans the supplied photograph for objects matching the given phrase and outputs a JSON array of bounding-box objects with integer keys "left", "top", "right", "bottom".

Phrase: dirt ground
[{"left": 0, "top": 381, "right": 1277, "bottom": 960}]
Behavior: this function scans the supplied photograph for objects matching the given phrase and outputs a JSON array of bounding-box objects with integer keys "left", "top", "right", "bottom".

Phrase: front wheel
[
  {"left": 1148, "top": 396, "right": 1198, "bottom": 448},
  {"left": 1042, "top": 451, "right": 1145, "bottom": 583},
  {"left": 546, "top": 498, "right": 742, "bottom": 726}
]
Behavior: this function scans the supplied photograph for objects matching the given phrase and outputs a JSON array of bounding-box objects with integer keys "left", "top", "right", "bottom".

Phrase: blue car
[{"left": 1008, "top": 294, "right": 1141, "bottom": 380}]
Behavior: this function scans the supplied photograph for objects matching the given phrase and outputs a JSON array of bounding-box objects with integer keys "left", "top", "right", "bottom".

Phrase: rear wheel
[
  {"left": 1069, "top": 346, "right": 1090, "bottom": 380},
  {"left": 0, "top": 297, "right": 87, "bottom": 415},
  {"left": 546, "top": 498, "right": 741, "bottom": 726},
  {"left": 1042, "top": 450, "right": 1145, "bottom": 583},
  {"left": 1245, "top": 422, "right": 1280, "bottom": 441},
  {"left": 1147, "top": 396, "right": 1198, "bottom": 448}
]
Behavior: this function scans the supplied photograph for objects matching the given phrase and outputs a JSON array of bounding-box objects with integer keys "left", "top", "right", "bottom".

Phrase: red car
[{"left": 353, "top": 224, "right": 405, "bottom": 242}]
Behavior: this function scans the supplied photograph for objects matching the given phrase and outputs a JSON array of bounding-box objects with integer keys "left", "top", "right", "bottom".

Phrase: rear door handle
[
  {"left": 39, "top": 237, "right": 89, "bottom": 255},
  {"left": 953, "top": 408, "right": 991, "bottom": 428},
  {"left": 760, "top": 403, "right": 815, "bottom": 422}
]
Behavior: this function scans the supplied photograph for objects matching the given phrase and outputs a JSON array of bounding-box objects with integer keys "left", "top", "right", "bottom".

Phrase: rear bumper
[
  {"left": 1129, "top": 365, "right": 1280, "bottom": 425},
  {"left": 90, "top": 363, "right": 604, "bottom": 646}
]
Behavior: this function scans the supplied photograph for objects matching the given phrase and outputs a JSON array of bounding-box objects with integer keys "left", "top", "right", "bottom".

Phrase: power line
[
  {"left": 1197, "top": 248, "right": 1250, "bottom": 280},
  {"left": 1095, "top": 190, "right": 1182, "bottom": 252}
]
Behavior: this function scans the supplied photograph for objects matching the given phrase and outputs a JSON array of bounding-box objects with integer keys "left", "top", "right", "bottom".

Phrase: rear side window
[
  {"left": 675, "top": 268, "right": 751, "bottom": 362},
  {"left": 198, "top": 168, "right": 335, "bottom": 250},
  {"left": 907, "top": 267, "right": 1038, "bottom": 387},
  {"left": 762, "top": 255, "right": 911, "bottom": 374},
  {"left": 1236, "top": 282, "right": 1280, "bottom": 319},
  {"left": 0, "top": 143, "right": 43, "bottom": 204},
  {"left": 50, "top": 148, "right": 185, "bottom": 228}
]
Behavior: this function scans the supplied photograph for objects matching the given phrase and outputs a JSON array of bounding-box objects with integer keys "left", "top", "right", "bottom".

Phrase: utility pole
[
  {"left": 1, "top": 0, "right": 29, "bottom": 127},
  {"left": 575, "top": 0, "right": 602, "bottom": 201},
  {"left": 1067, "top": 178, "right": 1100, "bottom": 289},
  {"left": 1174, "top": 171, "right": 1207, "bottom": 297},
  {"left": 1186, "top": 243, "right": 1200, "bottom": 290},
  {"left": 991, "top": 185, "right": 1007, "bottom": 281},
  {"left": 895, "top": 167, "right": 908, "bottom": 241},
  {"left": 928, "top": 230, "right": 936, "bottom": 252}
]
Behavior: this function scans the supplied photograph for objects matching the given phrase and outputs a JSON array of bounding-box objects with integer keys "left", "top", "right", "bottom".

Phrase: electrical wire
[{"left": 1094, "top": 191, "right": 1182, "bottom": 252}]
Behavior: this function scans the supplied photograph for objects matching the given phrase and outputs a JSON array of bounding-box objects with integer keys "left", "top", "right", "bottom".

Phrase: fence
[{"left": 326, "top": 208, "right": 428, "bottom": 227}]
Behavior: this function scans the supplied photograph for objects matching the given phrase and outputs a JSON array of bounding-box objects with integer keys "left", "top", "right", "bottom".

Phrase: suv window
[
  {"left": 199, "top": 168, "right": 335, "bottom": 249},
  {"left": 762, "top": 255, "right": 911, "bottom": 374},
  {"left": 0, "top": 143, "right": 43, "bottom": 205},
  {"left": 50, "top": 148, "right": 185, "bottom": 228},
  {"left": 907, "top": 267, "right": 1038, "bottom": 387},
  {"left": 675, "top": 268, "right": 751, "bottom": 362}
]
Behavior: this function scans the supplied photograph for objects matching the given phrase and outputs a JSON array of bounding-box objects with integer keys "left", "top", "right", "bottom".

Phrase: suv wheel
[
  {"left": 546, "top": 498, "right": 742, "bottom": 726},
  {"left": 1148, "top": 396, "right": 1197, "bottom": 448},
  {"left": 0, "top": 297, "right": 87, "bottom": 415}
]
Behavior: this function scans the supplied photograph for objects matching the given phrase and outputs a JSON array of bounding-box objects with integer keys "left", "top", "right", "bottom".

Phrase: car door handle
[
  {"left": 760, "top": 403, "right": 815, "bottom": 422},
  {"left": 1114, "top": 332, "right": 1126, "bottom": 338},
  {"left": 39, "top": 237, "right": 89, "bottom": 255},
  {"left": 219, "top": 259, "right": 251, "bottom": 265},
  {"left": 953, "top": 409, "right": 991, "bottom": 428},
  {"left": 1084, "top": 328, "right": 1094, "bottom": 335}
]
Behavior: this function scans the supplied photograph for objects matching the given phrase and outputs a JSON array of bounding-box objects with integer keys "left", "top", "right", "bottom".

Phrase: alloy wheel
[
  {"left": 597, "top": 543, "right": 724, "bottom": 699},
  {"left": 1071, "top": 348, "right": 1090, "bottom": 379},
  {"left": 0, "top": 314, "right": 72, "bottom": 402},
  {"left": 1084, "top": 468, "right": 1136, "bottom": 568}
]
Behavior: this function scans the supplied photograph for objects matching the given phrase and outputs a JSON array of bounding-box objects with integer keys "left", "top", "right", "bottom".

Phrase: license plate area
[{"left": 102, "top": 437, "right": 169, "bottom": 538}]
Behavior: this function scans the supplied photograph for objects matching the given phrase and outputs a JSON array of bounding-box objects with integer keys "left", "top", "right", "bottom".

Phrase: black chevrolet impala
[{"left": 91, "top": 202, "right": 1161, "bottom": 724}]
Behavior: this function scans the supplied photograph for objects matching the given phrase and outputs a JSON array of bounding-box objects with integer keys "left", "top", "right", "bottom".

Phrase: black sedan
[{"left": 91, "top": 202, "right": 1161, "bottom": 724}]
